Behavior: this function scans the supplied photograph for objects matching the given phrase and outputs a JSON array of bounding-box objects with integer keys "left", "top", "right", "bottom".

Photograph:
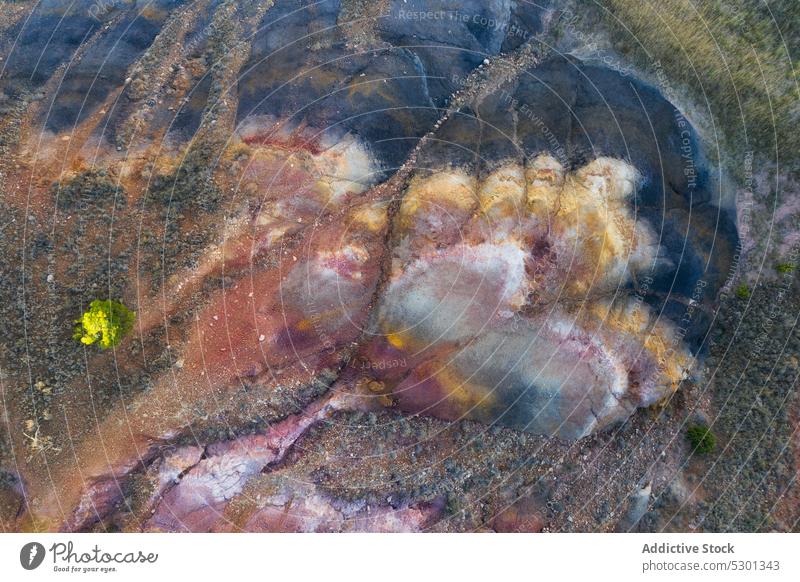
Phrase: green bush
[
  {"left": 776, "top": 263, "right": 795, "bottom": 275},
  {"left": 74, "top": 299, "right": 136, "bottom": 349},
  {"left": 735, "top": 284, "right": 751, "bottom": 299},
  {"left": 687, "top": 424, "right": 716, "bottom": 455}
]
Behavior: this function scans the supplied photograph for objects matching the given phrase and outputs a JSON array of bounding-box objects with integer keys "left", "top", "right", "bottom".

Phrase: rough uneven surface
[{"left": 0, "top": 0, "right": 796, "bottom": 532}]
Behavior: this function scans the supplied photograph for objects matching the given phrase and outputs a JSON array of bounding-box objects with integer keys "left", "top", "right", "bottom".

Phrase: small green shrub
[
  {"left": 686, "top": 424, "right": 716, "bottom": 455},
  {"left": 776, "top": 263, "right": 795, "bottom": 275},
  {"left": 74, "top": 299, "right": 135, "bottom": 349},
  {"left": 54, "top": 169, "right": 121, "bottom": 210},
  {"left": 735, "top": 284, "right": 751, "bottom": 299}
]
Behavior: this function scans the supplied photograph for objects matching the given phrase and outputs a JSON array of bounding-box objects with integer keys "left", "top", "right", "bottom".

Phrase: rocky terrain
[{"left": 0, "top": 0, "right": 796, "bottom": 532}]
